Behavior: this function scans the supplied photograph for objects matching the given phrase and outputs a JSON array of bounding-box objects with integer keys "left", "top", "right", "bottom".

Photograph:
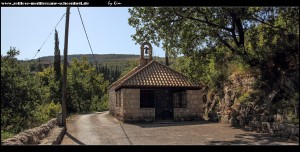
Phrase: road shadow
[
  {"left": 125, "top": 120, "right": 217, "bottom": 128},
  {"left": 208, "top": 132, "right": 298, "bottom": 145},
  {"left": 64, "top": 132, "right": 86, "bottom": 145}
]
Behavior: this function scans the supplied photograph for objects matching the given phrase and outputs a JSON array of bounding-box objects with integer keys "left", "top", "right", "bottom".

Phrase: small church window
[
  {"left": 173, "top": 91, "right": 187, "bottom": 108},
  {"left": 140, "top": 90, "right": 155, "bottom": 108},
  {"left": 116, "top": 90, "right": 121, "bottom": 107}
]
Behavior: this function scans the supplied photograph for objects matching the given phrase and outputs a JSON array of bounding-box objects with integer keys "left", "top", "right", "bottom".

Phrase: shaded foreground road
[{"left": 61, "top": 111, "right": 298, "bottom": 145}]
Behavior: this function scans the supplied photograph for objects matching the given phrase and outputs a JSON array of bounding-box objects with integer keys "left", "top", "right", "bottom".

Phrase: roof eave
[{"left": 115, "top": 85, "right": 202, "bottom": 91}]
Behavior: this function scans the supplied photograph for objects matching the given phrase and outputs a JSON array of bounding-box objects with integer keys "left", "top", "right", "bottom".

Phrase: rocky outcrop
[
  {"left": 203, "top": 71, "right": 299, "bottom": 142},
  {"left": 227, "top": 74, "right": 298, "bottom": 142},
  {"left": 1, "top": 118, "right": 65, "bottom": 145}
]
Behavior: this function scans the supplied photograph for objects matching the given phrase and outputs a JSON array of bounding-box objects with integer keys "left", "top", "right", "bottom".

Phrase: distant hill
[
  {"left": 33, "top": 54, "right": 140, "bottom": 64},
  {"left": 24, "top": 54, "right": 170, "bottom": 73}
]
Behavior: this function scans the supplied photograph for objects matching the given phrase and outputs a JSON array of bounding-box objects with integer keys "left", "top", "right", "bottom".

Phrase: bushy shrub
[
  {"left": 33, "top": 101, "right": 61, "bottom": 126},
  {"left": 67, "top": 57, "right": 108, "bottom": 113},
  {"left": 99, "top": 93, "right": 109, "bottom": 111},
  {"left": 1, "top": 48, "right": 41, "bottom": 136},
  {"left": 1, "top": 130, "right": 14, "bottom": 141}
]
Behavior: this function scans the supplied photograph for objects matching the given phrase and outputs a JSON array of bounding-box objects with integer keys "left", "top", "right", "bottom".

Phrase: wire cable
[
  {"left": 32, "top": 13, "right": 66, "bottom": 60},
  {"left": 77, "top": 7, "right": 99, "bottom": 74}
]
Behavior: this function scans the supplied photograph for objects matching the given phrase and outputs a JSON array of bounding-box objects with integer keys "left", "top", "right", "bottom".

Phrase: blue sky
[{"left": 1, "top": 7, "right": 165, "bottom": 60}]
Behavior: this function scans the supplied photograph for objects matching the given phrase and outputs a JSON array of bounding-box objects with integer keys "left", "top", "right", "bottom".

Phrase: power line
[
  {"left": 32, "top": 13, "right": 66, "bottom": 60},
  {"left": 77, "top": 7, "right": 99, "bottom": 74}
]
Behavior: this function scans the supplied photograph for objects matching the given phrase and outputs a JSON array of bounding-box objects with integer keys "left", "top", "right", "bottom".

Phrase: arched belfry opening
[{"left": 140, "top": 42, "right": 153, "bottom": 67}]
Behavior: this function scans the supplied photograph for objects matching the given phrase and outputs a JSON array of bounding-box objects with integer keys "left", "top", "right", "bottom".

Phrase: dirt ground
[{"left": 60, "top": 111, "right": 298, "bottom": 145}]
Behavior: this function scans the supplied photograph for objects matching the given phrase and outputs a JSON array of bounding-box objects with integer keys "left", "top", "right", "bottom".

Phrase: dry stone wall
[
  {"left": 249, "top": 121, "right": 299, "bottom": 141},
  {"left": 1, "top": 118, "right": 64, "bottom": 145}
]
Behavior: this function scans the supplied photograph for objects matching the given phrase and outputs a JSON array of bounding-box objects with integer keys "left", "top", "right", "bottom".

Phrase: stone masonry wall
[
  {"left": 115, "top": 89, "right": 124, "bottom": 120},
  {"left": 174, "top": 89, "right": 204, "bottom": 121},
  {"left": 122, "top": 88, "right": 155, "bottom": 122},
  {"left": 109, "top": 89, "right": 116, "bottom": 116},
  {"left": 1, "top": 118, "right": 58, "bottom": 145},
  {"left": 111, "top": 88, "right": 204, "bottom": 122},
  {"left": 109, "top": 89, "right": 124, "bottom": 120}
]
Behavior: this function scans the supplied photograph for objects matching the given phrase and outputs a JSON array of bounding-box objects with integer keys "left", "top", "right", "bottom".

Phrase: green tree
[
  {"left": 67, "top": 57, "right": 108, "bottom": 113},
  {"left": 36, "top": 67, "right": 61, "bottom": 103},
  {"left": 53, "top": 29, "right": 62, "bottom": 103},
  {"left": 1, "top": 47, "right": 40, "bottom": 135},
  {"left": 1, "top": 48, "right": 66, "bottom": 140},
  {"left": 6, "top": 47, "right": 20, "bottom": 58},
  {"left": 128, "top": 7, "right": 299, "bottom": 67}
]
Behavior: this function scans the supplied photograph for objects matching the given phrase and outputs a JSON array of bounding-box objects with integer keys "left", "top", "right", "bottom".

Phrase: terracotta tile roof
[{"left": 109, "top": 60, "right": 202, "bottom": 90}]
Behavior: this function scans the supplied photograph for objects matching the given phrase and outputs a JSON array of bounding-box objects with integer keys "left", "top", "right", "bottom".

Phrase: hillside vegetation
[{"left": 27, "top": 54, "right": 166, "bottom": 69}]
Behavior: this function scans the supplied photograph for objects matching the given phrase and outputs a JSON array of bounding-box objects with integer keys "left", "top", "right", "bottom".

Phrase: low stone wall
[
  {"left": 39, "top": 126, "right": 66, "bottom": 145},
  {"left": 124, "top": 108, "right": 155, "bottom": 122},
  {"left": 249, "top": 120, "right": 299, "bottom": 142},
  {"left": 227, "top": 108, "right": 299, "bottom": 142},
  {"left": 1, "top": 118, "right": 65, "bottom": 145},
  {"left": 174, "top": 108, "right": 203, "bottom": 121}
]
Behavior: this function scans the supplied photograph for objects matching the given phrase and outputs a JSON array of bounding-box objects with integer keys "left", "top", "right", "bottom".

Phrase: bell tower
[{"left": 140, "top": 42, "right": 153, "bottom": 67}]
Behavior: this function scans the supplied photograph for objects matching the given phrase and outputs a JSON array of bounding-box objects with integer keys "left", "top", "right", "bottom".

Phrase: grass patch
[{"left": 1, "top": 130, "right": 15, "bottom": 141}]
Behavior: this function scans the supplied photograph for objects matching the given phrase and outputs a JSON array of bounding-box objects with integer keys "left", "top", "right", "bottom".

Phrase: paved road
[{"left": 60, "top": 111, "right": 298, "bottom": 145}]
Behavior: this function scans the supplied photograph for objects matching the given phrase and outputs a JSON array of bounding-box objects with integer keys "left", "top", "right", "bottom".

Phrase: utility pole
[{"left": 62, "top": 7, "right": 70, "bottom": 127}]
